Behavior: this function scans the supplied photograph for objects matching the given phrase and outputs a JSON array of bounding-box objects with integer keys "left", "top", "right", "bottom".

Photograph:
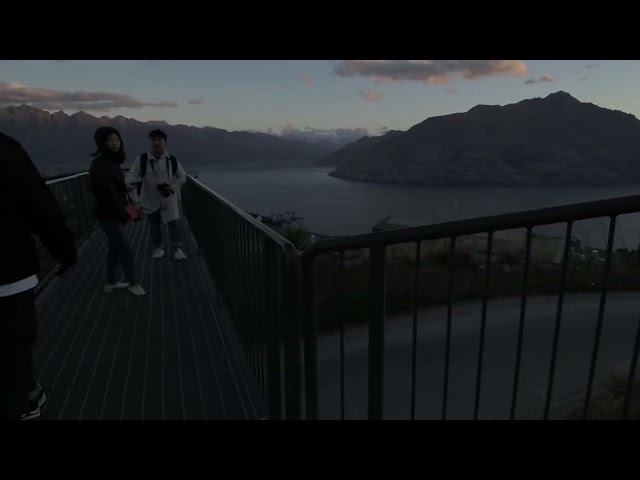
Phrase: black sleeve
[
  {"left": 89, "top": 160, "right": 129, "bottom": 223},
  {"left": 88, "top": 159, "right": 111, "bottom": 200},
  {"left": 8, "top": 142, "right": 78, "bottom": 268}
]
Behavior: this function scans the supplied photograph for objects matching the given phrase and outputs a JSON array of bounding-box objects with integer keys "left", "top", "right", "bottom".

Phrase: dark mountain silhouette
[
  {"left": 317, "top": 129, "right": 403, "bottom": 167},
  {"left": 329, "top": 91, "right": 640, "bottom": 187},
  {"left": 0, "top": 105, "right": 341, "bottom": 173}
]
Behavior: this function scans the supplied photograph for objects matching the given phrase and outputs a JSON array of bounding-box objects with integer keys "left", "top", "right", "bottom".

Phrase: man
[
  {"left": 125, "top": 129, "right": 187, "bottom": 261},
  {"left": 0, "top": 132, "right": 77, "bottom": 420}
]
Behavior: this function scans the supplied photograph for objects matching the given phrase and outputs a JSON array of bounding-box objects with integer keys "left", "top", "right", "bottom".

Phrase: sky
[{"left": 1, "top": 60, "right": 640, "bottom": 142}]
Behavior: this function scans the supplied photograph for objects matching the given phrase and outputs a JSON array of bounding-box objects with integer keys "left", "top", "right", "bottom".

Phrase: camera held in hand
[{"left": 157, "top": 183, "right": 173, "bottom": 198}]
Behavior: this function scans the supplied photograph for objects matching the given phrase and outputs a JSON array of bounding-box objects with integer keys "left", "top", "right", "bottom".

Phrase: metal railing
[
  {"left": 181, "top": 177, "right": 301, "bottom": 419},
  {"left": 36, "top": 172, "right": 95, "bottom": 293},
  {"left": 33, "top": 170, "right": 640, "bottom": 420},
  {"left": 301, "top": 194, "right": 640, "bottom": 420}
]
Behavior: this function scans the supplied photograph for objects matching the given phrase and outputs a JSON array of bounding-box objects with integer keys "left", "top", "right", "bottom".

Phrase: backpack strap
[
  {"left": 135, "top": 153, "right": 148, "bottom": 196},
  {"left": 139, "top": 153, "right": 148, "bottom": 178},
  {"left": 140, "top": 152, "right": 175, "bottom": 181},
  {"left": 168, "top": 155, "right": 177, "bottom": 178}
]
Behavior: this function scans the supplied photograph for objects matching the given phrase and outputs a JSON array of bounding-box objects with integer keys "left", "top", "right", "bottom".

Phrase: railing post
[
  {"left": 283, "top": 248, "right": 302, "bottom": 420},
  {"left": 622, "top": 316, "right": 640, "bottom": 419},
  {"left": 544, "top": 221, "right": 573, "bottom": 419},
  {"left": 474, "top": 231, "right": 494, "bottom": 420},
  {"left": 368, "top": 241, "right": 386, "bottom": 420},
  {"left": 583, "top": 215, "right": 617, "bottom": 418},
  {"left": 302, "top": 254, "right": 318, "bottom": 420},
  {"left": 264, "top": 245, "right": 283, "bottom": 420}
]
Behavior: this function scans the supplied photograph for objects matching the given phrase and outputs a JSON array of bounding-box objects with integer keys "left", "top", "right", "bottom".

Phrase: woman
[{"left": 88, "top": 126, "right": 145, "bottom": 296}]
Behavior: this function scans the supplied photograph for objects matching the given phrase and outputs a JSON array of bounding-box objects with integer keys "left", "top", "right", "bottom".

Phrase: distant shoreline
[
  {"left": 328, "top": 170, "right": 640, "bottom": 189},
  {"left": 196, "top": 161, "right": 323, "bottom": 172}
]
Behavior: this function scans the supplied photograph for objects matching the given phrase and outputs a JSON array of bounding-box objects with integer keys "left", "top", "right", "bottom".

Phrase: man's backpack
[{"left": 137, "top": 153, "right": 178, "bottom": 195}]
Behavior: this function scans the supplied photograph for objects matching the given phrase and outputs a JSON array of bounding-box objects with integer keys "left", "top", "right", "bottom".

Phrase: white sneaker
[
  {"left": 129, "top": 285, "right": 146, "bottom": 296},
  {"left": 104, "top": 282, "right": 129, "bottom": 293},
  {"left": 174, "top": 248, "right": 187, "bottom": 261},
  {"left": 153, "top": 248, "right": 165, "bottom": 259}
]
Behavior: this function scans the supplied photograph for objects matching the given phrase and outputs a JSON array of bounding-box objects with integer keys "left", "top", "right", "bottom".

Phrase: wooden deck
[{"left": 33, "top": 217, "right": 267, "bottom": 420}]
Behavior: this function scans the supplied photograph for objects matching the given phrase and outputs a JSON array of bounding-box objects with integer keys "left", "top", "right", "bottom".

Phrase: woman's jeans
[{"left": 97, "top": 218, "right": 137, "bottom": 286}]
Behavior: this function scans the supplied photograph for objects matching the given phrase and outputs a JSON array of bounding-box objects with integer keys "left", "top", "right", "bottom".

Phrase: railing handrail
[
  {"left": 45, "top": 171, "right": 88, "bottom": 186},
  {"left": 186, "top": 175, "right": 298, "bottom": 257},
  {"left": 303, "top": 193, "right": 640, "bottom": 257},
  {"left": 183, "top": 175, "right": 302, "bottom": 419}
]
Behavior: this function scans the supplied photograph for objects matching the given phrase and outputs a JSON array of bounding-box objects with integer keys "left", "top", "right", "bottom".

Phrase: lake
[{"left": 196, "top": 165, "right": 640, "bottom": 250}]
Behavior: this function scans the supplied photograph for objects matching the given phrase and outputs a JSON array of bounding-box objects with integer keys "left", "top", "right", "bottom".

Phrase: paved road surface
[{"left": 314, "top": 293, "right": 640, "bottom": 419}]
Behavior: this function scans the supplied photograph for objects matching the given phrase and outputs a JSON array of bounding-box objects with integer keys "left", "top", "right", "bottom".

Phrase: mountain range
[
  {"left": 324, "top": 91, "right": 640, "bottom": 187},
  {"left": 6, "top": 91, "right": 640, "bottom": 187},
  {"left": 317, "top": 129, "right": 403, "bottom": 166},
  {"left": 0, "top": 105, "right": 341, "bottom": 174}
]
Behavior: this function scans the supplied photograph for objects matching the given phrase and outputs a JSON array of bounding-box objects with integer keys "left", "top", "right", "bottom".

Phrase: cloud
[
  {"left": 0, "top": 82, "right": 178, "bottom": 111},
  {"left": 267, "top": 125, "right": 370, "bottom": 144},
  {"left": 187, "top": 97, "right": 213, "bottom": 105},
  {"left": 586, "top": 64, "right": 600, "bottom": 70},
  {"left": 360, "top": 88, "right": 383, "bottom": 101},
  {"left": 333, "top": 60, "right": 528, "bottom": 84},
  {"left": 302, "top": 75, "right": 314, "bottom": 86},
  {"left": 445, "top": 87, "right": 459, "bottom": 94},
  {"left": 580, "top": 76, "right": 589, "bottom": 82},
  {"left": 53, "top": 60, "right": 65, "bottom": 63},
  {"left": 373, "top": 76, "right": 394, "bottom": 85},
  {"left": 524, "top": 75, "right": 555, "bottom": 85}
]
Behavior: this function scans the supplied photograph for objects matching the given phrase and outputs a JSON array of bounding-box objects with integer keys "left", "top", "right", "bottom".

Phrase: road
[{"left": 314, "top": 292, "right": 640, "bottom": 419}]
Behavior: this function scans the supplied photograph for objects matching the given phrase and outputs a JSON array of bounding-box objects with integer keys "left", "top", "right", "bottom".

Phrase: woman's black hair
[{"left": 92, "top": 126, "right": 126, "bottom": 162}]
